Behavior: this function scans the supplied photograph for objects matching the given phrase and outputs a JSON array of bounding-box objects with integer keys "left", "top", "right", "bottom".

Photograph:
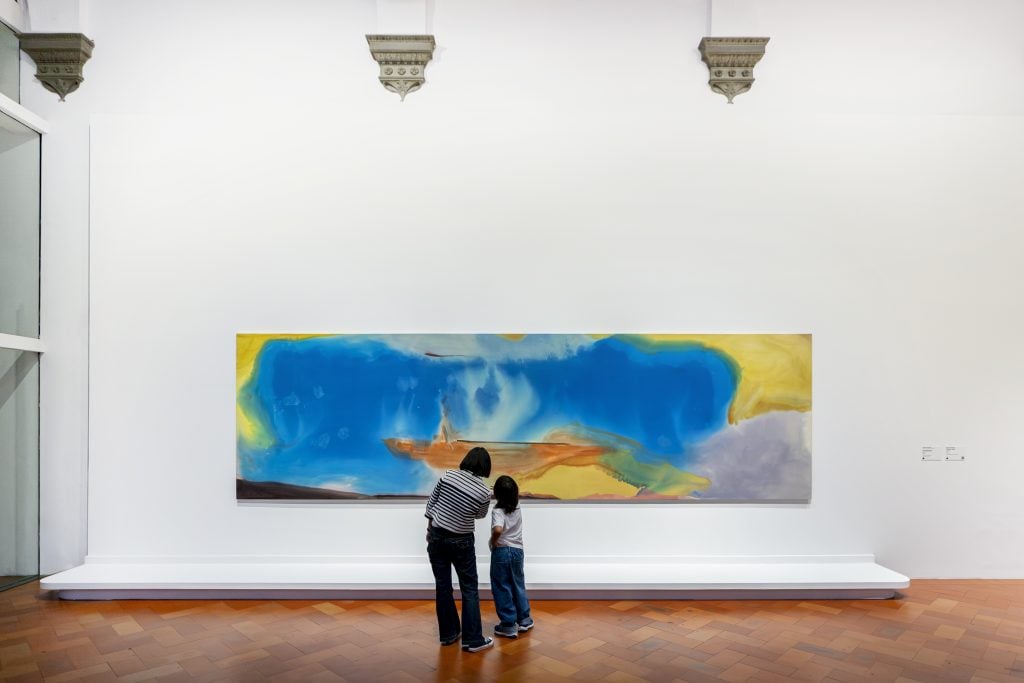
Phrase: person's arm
[
  {"left": 425, "top": 479, "right": 442, "bottom": 540},
  {"left": 425, "top": 479, "right": 441, "bottom": 521},
  {"left": 489, "top": 525, "right": 503, "bottom": 551},
  {"left": 474, "top": 491, "right": 490, "bottom": 519},
  {"left": 489, "top": 507, "right": 503, "bottom": 551}
]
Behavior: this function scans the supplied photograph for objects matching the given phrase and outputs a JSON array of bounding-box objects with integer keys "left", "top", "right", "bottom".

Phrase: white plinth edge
[{"left": 41, "top": 555, "right": 909, "bottom": 601}]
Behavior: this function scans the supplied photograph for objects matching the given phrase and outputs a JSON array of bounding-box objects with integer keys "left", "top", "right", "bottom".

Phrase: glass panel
[
  {"left": 0, "top": 348, "right": 39, "bottom": 589},
  {"left": 0, "top": 21, "right": 17, "bottom": 102},
  {"left": 0, "top": 111, "right": 40, "bottom": 337}
]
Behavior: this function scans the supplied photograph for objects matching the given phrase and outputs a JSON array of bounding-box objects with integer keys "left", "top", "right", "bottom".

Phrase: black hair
[
  {"left": 459, "top": 446, "right": 491, "bottom": 478},
  {"left": 494, "top": 475, "right": 519, "bottom": 513}
]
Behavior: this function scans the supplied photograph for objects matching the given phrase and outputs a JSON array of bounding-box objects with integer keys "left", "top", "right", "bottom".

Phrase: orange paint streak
[{"left": 384, "top": 437, "right": 607, "bottom": 480}]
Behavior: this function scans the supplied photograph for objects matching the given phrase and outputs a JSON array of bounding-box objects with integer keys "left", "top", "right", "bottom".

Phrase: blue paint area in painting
[
  {"left": 474, "top": 368, "right": 502, "bottom": 415},
  {"left": 237, "top": 335, "right": 738, "bottom": 495}
]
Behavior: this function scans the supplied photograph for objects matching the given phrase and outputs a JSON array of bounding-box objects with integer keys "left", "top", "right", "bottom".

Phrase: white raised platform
[{"left": 42, "top": 555, "right": 908, "bottom": 600}]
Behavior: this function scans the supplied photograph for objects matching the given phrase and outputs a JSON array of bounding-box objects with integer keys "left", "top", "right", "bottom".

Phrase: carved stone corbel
[
  {"left": 366, "top": 34, "right": 435, "bottom": 101},
  {"left": 19, "top": 32, "right": 94, "bottom": 101},
  {"left": 698, "top": 37, "right": 769, "bottom": 103}
]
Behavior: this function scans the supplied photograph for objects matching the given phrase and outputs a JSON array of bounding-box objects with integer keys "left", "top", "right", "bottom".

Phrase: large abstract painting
[{"left": 236, "top": 334, "right": 811, "bottom": 502}]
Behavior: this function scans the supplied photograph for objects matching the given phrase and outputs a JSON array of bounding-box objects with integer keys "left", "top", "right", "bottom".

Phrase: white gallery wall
[{"left": 24, "top": 0, "right": 1024, "bottom": 577}]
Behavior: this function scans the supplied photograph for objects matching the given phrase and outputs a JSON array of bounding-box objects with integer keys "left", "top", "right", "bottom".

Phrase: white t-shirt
[{"left": 491, "top": 505, "right": 523, "bottom": 549}]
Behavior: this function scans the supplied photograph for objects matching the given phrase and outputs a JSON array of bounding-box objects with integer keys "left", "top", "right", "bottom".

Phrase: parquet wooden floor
[{"left": 2, "top": 581, "right": 1023, "bottom": 682}]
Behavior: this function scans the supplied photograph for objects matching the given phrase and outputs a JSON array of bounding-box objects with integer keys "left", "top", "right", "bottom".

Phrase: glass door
[{"left": 0, "top": 109, "right": 41, "bottom": 590}]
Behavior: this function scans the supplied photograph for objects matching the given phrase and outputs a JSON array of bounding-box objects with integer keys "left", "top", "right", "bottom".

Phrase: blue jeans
[
  {"left": 427, "top": 526, "right": 485, "bottom": 647},
  {"left": 489, "top": 546, "right": 531, "bottom": 628}
]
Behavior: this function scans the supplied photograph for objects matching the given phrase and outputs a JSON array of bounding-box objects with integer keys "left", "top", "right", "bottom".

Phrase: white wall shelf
[{"left": 42, "top": 555, "right": 909, "bottom": 601}]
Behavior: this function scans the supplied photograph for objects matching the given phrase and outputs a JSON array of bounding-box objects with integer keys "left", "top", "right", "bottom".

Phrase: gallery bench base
[{"left": 41, "top": 556, "right": 909, "bottom": 600}]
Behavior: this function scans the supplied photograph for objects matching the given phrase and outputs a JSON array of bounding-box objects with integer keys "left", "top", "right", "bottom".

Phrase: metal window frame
[{"left": 0, "top": 93, "right": 46, "bottom": 589}]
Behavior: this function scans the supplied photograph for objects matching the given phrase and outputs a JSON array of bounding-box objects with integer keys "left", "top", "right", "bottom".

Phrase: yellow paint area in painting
[
  {"left": 237, "top": 333, "right": 329, "bottom": 390},
  {"left": 519, "top": 464, "right": 641, "bottom": 499},
  {"left": 627, "top": 334, "right": 811, "bottom": 423},
  {"left": 236, "top": 404, "right": 270, "bottom": 449},
  {"left": 236, "top": 333, "right": 330, "bottom": 449},
  {"left": 601, "top": 454, "right": 711, "bottom": 497}
]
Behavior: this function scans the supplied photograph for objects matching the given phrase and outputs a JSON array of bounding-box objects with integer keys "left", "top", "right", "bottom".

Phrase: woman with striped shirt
[{"left": 425, "top": 447, "right": 494, "bottom": 652}]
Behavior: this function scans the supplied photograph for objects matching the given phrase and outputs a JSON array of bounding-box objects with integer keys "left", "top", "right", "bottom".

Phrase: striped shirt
[{"left": 425, "top": 469, "right": 491, "bottom": 535}]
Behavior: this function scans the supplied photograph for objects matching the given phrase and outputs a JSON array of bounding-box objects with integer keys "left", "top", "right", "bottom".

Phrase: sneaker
[
  {"left": 494, "top": 624, "right": 518, "bottom": 639},
  {"left": 462, "top": 637, "right": 494, "bottom": 653},
  {"left": 517, "top": 619, "right": 534, "bottom": 632},
  {"left": 440, "top": 632, "right": 461, "bottom": 646}
]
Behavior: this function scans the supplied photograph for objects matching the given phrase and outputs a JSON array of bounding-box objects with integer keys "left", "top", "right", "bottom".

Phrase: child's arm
[{"left": 489, "top": 525, "right": 503, "bottom": 551}]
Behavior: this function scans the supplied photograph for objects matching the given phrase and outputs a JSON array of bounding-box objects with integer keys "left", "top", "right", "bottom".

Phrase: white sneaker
[{"left": 462, "top": 637, "right": 494, "bottom": 653}]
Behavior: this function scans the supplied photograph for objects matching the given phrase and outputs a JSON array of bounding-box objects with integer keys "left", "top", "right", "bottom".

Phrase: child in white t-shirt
[{"left": 489, "top": 475, "right": 533, "bottom": 638}]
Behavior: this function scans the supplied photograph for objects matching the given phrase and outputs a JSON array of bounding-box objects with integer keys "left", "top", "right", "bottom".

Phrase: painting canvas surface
[{"left": 236, "top": 334, "right": 812, "bottom": 501}]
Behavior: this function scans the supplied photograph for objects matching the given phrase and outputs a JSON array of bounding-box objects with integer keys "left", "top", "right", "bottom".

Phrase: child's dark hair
[
  {"left": 460, "top": 446, "right": 492, "bottom": 478},
  {"left": 494, "top": 475, "right": 519, "bottom": 513}
]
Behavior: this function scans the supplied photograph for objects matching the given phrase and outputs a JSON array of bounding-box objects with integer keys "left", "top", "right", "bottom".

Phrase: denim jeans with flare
[{"left": 427, "top": 526, "right": 485, "bottom": 647}]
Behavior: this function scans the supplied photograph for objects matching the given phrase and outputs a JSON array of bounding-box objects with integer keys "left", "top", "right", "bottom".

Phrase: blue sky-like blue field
[{"left": 237, "top": 335, "right": 739, "bottom": 495}]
